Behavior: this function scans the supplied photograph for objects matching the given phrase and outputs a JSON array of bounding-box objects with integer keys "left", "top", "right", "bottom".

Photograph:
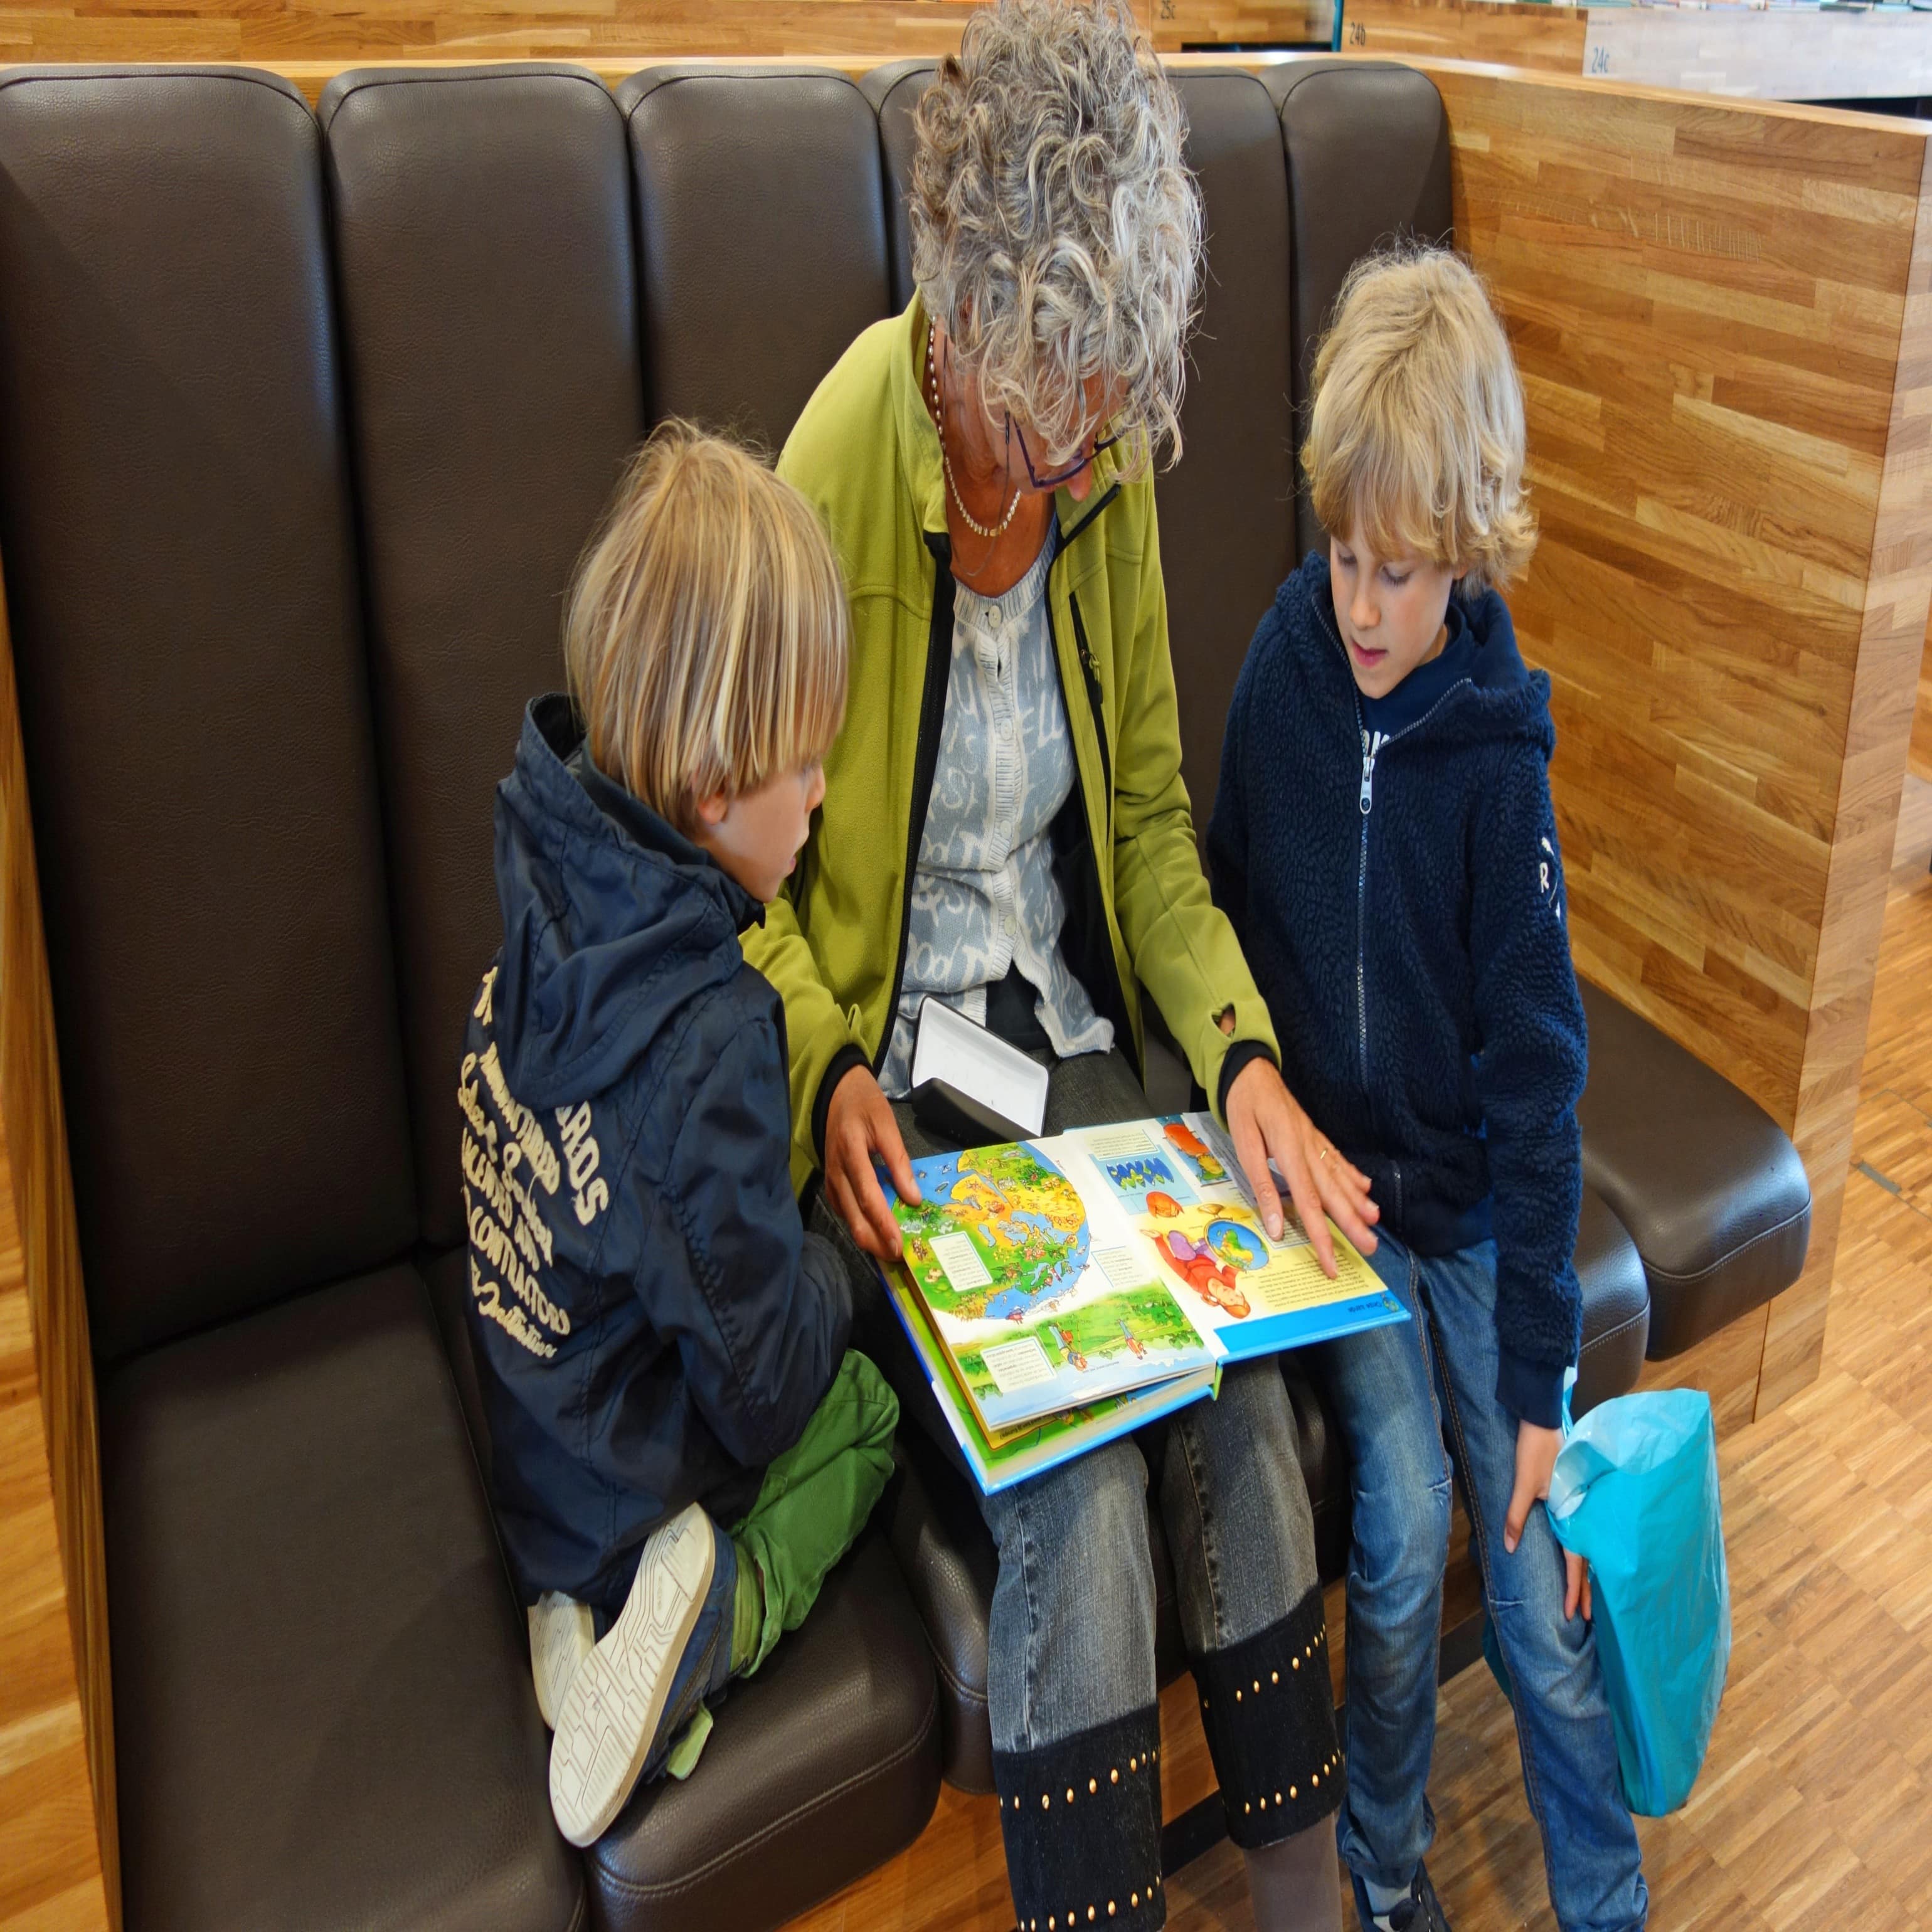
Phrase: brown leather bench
[{"left": 0, "top": 54, "right": 1806, "bottom": 1932}]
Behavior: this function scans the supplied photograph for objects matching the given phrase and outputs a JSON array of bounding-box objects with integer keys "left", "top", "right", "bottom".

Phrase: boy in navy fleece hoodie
[
  {"left": 1209, "top": 251, "right": 1646, "bottom": 1932},
  {"left": 462, "top": 425, "right": 896, "bottom": 1850}
]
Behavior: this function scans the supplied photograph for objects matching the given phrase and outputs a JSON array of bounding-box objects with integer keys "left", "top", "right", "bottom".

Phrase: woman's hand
[
  {"left": 1223, "top": 1055, "right": 1378, "bottom": 1276},
  {"left": 1505, "top": 1418, "right": 1591, "bottom": 1622},
  {"left": 824, "top": 1064, "right": 921, "bottom": 1261}
]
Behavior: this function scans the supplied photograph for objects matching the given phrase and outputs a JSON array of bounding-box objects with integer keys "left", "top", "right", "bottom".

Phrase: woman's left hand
[{"left": 1224, "top": 1056, "right": 1378, "bottom": 1276}]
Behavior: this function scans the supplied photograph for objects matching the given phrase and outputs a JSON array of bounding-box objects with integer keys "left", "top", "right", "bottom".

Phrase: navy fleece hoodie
[
  {"left": 460, "top": 694, "right": 851, "bottom": 1612},
  {"left": 1208, "top": 553, "right": 1586, "bottom": 1428}
]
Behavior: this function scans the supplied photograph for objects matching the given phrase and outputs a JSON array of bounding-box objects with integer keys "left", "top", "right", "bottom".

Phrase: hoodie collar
[
  {"left": 523, "top": 694, "right": 764, "bottom": 937},
  {"left": 1296, "top": 551, "right": 1549, "bottom": 749}
]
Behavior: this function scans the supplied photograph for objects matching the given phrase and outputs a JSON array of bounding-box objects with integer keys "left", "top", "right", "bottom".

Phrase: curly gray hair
[{"left": 909, "top": 0, "right": 1202, "bottom": 472}]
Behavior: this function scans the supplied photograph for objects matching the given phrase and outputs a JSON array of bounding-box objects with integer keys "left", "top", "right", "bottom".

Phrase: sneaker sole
[
  {"left": 529, "top": 1591, "right": 597, "bottom": 1731},
  {"left": 549, "top": 1504, "right": 715, "bottom": 1847}
]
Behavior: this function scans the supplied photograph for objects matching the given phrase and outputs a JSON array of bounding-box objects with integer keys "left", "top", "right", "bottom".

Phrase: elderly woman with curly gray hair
[{"left": 751, "top": 6, "right": 1377, "bottom": 1926}]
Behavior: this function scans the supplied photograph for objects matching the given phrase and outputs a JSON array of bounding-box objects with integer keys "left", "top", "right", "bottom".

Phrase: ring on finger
[{"left": 1316, "top": 1145, "right": 1332, "bottom": 1165}]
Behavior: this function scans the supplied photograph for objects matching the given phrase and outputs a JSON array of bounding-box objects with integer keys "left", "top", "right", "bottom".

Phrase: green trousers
[{"left": 730, "top": 1349, "right": 900, "bottom": 1675}]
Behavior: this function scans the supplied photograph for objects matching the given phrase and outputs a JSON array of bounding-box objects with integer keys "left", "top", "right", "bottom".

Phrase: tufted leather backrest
[
  {"left": 1268, "top": 60, "right": 1454, "bottom": 559},
  {"left": 0, "top": 67, "right": 417, "bottom": 1359},
  {"left": 1157, "top": 70, "right": 1302, "bottom": 833},
  {"left": 863, "top": 59, "right": 932, "bottom": 315},
  {"left": 618, "top": 66, "right": 894, "bottom": 453},
  {"left": 319, "top": 64, "right": 647, "bottom": 1248}
]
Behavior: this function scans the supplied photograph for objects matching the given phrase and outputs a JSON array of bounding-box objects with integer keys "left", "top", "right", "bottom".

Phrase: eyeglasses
[{"left": 1008, "top": 415, "right": 1122, "bottom": 492}]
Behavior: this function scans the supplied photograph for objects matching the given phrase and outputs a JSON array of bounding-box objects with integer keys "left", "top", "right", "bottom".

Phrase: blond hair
[
  {"left": 1302, "top": 246, "right": 1535, "bottom": 595},
  {"left": 563, "top": 423, "right": 849, "bottom": 833}
]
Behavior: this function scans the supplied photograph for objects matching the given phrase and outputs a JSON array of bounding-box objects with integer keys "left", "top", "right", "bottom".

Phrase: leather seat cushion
[
  {"left": 1573, "top": 1183, "right": 1652, "bottom": 1416},
  {"left": 422, "top": 1251, "right": 941, "bottom": 1925},
  {"left": 100, "top": 1265, "right": 582, "bottom": 1932},
  {"left": 585, "top": 1531, "right": 940, "bottom": 1932},
  {"left": 1578, "top": 980, "right": 1812, "bottom": 1358}
]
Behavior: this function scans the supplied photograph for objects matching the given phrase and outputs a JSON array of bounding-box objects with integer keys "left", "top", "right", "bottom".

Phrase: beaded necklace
[{"left": 927, "top": 323, "right": 1022, "bottom": 543}]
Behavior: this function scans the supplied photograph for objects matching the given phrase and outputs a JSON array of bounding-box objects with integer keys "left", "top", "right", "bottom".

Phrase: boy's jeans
[
  {"left": 730, "top": 1349, "right": 900, "bottom": 1673},
  {"left": 1320, "top": 1229, "right": 1647, "bottom": 1932}
]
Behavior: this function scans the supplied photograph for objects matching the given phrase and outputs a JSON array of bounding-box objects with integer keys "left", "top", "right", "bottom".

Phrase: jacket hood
[
  {"left": 1287, "top": 549, "right": 1554, "bottom": 756},
  {"left": 490, "top": 694, "right": 764, "bottom": 1110}
]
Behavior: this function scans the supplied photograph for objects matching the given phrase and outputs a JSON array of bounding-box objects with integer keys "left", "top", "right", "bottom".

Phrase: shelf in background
[{"left": 1337, "top": 0, "right": 1932, "bottom": 100}]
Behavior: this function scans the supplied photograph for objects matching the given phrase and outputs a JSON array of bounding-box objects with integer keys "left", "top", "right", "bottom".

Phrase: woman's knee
[{"left": 985, "top": 1434, "right": 1150, "bottom": 1576}]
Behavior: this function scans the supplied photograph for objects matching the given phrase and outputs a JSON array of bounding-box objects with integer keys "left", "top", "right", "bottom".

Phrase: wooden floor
[{"left": 1162, "top": 772, "right": 1932, "bottom": 1932}]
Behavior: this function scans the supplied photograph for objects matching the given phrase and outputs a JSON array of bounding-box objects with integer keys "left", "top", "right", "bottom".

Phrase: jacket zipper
[
  {"left": 1318, "top": 600, "right": 1474, "bottom": 1136},
  {"left": 1048, "top": 533, "right": 1133, "bottom": 1059},
  {"left": 1067, "top": 592, "right": 1112, "bottom": 810},
  {"left": 874, "top": 529, "right": 961, "bottom": 1076}
]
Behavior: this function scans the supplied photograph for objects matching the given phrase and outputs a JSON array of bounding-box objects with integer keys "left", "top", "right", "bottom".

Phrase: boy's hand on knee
[
  {"left": 1223, "top": 1056, "right": 1378, "bottom": 1274},
  {"left": 825, "top": 1066, "right": 919, "bottom": 1262},
  {"left": 1505, "top": 1418, "right": 1592, "bottom": 1623}
]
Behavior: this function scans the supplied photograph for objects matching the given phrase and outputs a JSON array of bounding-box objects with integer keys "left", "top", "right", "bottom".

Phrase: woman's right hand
[{"left": 824, "top": 1064, "right": 921, "bottom": 1261}]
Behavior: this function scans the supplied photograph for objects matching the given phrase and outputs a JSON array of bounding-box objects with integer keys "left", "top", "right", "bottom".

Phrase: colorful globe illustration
[{"left": 1204, "top": 1218, "right": 1267, "bottom": 1272}]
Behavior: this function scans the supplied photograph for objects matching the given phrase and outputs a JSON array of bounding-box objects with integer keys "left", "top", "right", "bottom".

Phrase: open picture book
[{"left": 879, "top": 1111, "right": 1405, "bottom": 1492}]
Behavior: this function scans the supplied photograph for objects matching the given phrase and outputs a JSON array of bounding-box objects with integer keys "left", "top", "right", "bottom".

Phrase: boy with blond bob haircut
[
  {"left": 1209, "top": 250, "right": 1648, "bottom": 1931},
  {"left": 460, "top": 423, "right": 896, "bottom": 1850}
]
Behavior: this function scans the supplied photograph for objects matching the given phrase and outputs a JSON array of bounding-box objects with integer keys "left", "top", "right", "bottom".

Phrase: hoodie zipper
[{"left": 1319, "top": 600, "right": 1475, "bottom": 1130}]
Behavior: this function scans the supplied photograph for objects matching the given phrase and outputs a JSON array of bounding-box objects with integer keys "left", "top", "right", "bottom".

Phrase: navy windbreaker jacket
[
  {"left": 1208, "top": 553, "right": 1586, "bottom": 1428},
  {"left": 460, "top": 695, "right": 851, "bottom": 1611}
]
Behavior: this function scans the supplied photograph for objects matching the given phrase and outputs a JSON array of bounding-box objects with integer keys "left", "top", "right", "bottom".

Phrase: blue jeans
[
  {"left": 979, "top": 1356, "right": 1329, "bottom": 1749},
  {"left": 978, "top": 1357, "right": 1340, "bottom": 1926},
  {"left": 1320, "top": 1229, "right": 1647, "bottom": 1932}
]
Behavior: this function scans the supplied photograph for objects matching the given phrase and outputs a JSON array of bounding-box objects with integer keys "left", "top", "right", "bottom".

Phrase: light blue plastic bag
[{"left": 1543, "top": 1386, "right": 1731, "bottom": 1816}]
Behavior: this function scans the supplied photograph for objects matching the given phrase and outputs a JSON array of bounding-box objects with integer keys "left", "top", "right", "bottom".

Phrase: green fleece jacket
[{"left": 758, "top": 298, "right": 1279, "bottom": 1191}]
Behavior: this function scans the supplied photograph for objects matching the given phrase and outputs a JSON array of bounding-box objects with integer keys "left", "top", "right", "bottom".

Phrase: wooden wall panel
[
  {"left": 0, "top": 565, "right": 114, "bottom": 1931},
  {"left": 0, "top": 0, "right": 1328, "bottom": 74},
  {"left": 1336, "top": 0, "right": 1585, "bottom": 72},
  {"left": 1636, "top": 1303, "right": 1770, "bottom": 1443},
  {"left": 1760, "top": 150, "right": 1932, "bottom": 1410},
  {"left": 1913, "top": 624, "right": 1932, "bottom": 782},
  {"left": 1428, "top": 60, "right": 1932, "bottom": 1415},
  {"left": 0, "top": 0, "right": 984, "bottom": 69}
]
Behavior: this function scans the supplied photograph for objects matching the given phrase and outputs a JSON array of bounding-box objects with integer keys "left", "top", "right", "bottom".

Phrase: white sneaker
[
  {"left": 548, "top": 1503, "right": 733, "bottom": 1848},
  {"left": 528, "top": 1591, "right": 596, "bottom": 1730}
]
